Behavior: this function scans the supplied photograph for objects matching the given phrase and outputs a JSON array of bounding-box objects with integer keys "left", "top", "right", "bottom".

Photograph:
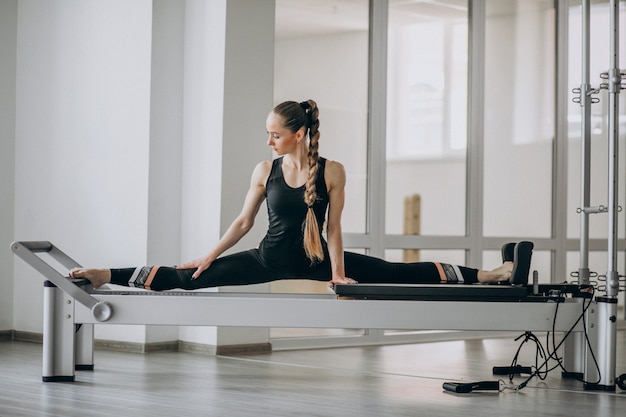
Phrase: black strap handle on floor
[{"left": 443, "top": 380, "right": 501, "bottom": 393}]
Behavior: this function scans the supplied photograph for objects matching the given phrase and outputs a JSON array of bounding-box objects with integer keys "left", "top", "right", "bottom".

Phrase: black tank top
[{"left": 258, "top": 157, "right": 329, "bottom": 271}]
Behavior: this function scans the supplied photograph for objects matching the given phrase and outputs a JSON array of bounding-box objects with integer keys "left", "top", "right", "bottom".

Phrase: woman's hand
[
  {"left": 328, "top": 275, "right": 358, "bottom": 287},
  {"left": 176, "top": 256, "right": 213, "bottom": 279}
]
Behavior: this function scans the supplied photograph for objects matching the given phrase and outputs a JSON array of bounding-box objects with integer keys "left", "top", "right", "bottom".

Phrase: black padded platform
[
  {"left": 334, "top": 282, "right": 585, "bottom": 302},
  {"left": 334, "top": 283, "right": 530, "bottom": 301}
]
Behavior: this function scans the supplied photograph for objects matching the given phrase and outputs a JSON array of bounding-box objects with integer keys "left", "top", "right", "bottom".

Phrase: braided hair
[{"left": 272, "top": 99, "right": 324, "bottom": 263}]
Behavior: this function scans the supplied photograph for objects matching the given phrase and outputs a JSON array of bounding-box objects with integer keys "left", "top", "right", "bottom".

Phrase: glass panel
[
  {"left": 386, "top": 0, "right": 468, "bottom": 236},
  {"left": 274, "top": 0, "right": 369, "bottom": 234},
  {"left": 567, "top": 1, "right": 626, "bottom": 240},
  {"left": 483, "top": 0, "right": 555, "bottom": 238}
]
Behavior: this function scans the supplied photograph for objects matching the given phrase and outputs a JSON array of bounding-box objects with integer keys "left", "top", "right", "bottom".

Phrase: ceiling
[{"left": 274, "top": 0, "right": 578, "bottom": 39}]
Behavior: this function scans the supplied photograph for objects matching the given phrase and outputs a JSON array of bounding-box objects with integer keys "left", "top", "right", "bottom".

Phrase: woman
[{"left": 71, "top": 100, "right": 513, "bottom": 290}]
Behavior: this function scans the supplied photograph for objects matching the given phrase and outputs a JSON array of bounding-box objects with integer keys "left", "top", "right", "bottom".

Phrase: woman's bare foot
[
  {"left": 477, "top": 261, "right": 513, "bottom": 283},
  {"left": 69, "top": 268, "right": 111, "bottom": 288}
]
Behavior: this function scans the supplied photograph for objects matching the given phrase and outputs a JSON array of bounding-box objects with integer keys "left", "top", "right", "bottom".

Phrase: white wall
[
  {"left": 9, "top": 0, "right": 276, "bottom": 349},
  {"left": 12, "top": 0, "right": 154, "bottom": 336},
  {"left": 0, "top": 0, "right": 18, "bottom": 331}
]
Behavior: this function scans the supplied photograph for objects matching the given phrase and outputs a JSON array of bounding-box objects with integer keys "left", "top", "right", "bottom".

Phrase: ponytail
[{"left": 301, "top": 100, "right": 324, "bottom": 263}]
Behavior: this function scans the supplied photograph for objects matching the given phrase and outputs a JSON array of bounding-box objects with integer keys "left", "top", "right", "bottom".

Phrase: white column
[
  {"left": 145, "top": 0, "right": 187, "bottom": 345},
  {"left": 176, "top": 0, "right": 227, "bottom": 347},
  {"left": 0, "top": 0, "right": 18, "bottom": 332},
  {"left": 177, "top": 0, "right": 276, "bottom": 350},
  {"left": 215, "top": 0, "right": 275, "bottom": 351}
]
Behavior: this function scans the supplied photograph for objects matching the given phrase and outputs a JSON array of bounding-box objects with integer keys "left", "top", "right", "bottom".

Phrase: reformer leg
[
  {"left": 561, "top": 331, "right": 585, "bottom": 379},
  {"left": 73, "top": 278, "right": 95, "bottom": 371},
  {"left": 75, "top": 323, "right": 94, "bottom": 371},
  {"left": 43, "top": 281, "right": 77, "bottom": 382},
  {"left": 584, "top": 297, "right": 618, "bottom": 391},
  {"left": 561, "top": 294, "right": 591, "bottom": 379}
]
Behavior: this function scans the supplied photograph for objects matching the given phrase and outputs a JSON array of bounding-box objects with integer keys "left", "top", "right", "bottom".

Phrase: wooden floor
[{"left": 1, "top": 331, "right": 625, "bottom": 417}]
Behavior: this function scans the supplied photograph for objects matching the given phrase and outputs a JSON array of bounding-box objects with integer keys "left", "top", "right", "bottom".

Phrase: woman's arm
[
  {"left": 324, "top": 160, "right": 356, "bottom": 285},
  {"left": 177, "top": 161, "right": 271, "bottom": 278}
]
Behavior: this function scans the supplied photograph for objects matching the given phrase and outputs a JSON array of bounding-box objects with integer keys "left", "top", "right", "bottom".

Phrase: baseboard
[
  {"left": 216, "top": 342, "right": 272, "bottom": 356},
  {"left": 6, "top": 320, "right": 625, "bottom": 355},
  {"left": 13, "top": 330, "right": 42, "bottom": 344},
  {"left": 178, "top": 340, "right": 218, "bottom": 355},
  {"left": 1, "top": 330, "right": 272, "bottom": 356},
  {"left": 94, "top": 339, "right": 180, "bottom": 354},
  {"left": 93, "top": 340, "right": 273, "bottom": 355},
  {"left": 0, "top": 330, "right": 14, "bottom": 341}
]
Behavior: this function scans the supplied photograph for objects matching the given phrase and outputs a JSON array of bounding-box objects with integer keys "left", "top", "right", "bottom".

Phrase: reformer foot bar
[{"left": 11, "top": 241, "right": 600, "bottom": 387}]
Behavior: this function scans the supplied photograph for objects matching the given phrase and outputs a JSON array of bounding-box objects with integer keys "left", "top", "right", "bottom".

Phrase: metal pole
[
  {"left": 605, "top": 0, "right": 621, "bottom": 298},
  {"left": 586, "top": 0, "right": 621, "bottom": 392},
  {"left": 578, "top": 0, "right": 592, "bottom": 286}
]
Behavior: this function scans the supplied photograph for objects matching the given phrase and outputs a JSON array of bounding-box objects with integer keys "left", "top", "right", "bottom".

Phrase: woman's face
[{"left": 266, "top": 111, "right": 303, "bottom": 155}]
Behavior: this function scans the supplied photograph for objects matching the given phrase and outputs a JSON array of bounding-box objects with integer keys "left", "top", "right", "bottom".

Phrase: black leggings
[{"left": 110, "top": 250, "right": 479, "bottom": 291}]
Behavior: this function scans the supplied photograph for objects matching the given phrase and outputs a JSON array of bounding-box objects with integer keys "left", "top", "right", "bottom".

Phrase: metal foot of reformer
[
  {"left": 583, "top": 296, "right": 618, "bottom": 391},
  {"left": 42, "top": 280, "right": 95, "bottom": 382}
]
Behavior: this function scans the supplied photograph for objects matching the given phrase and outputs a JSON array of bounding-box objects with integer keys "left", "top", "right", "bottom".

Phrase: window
[
  {"left": 482, "top": 0, "right": 555, "bottom": 238},
  {"left": 386, "top": 0, "right": 469, "bottom": 237},
  {"left": 274, "top": 0, "right": 370, "bottom": 234}
]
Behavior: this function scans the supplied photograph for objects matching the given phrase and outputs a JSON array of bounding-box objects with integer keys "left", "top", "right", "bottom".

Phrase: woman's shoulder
[
  {"left": 321, "top": 158, "right": 346, "bottom": 188},
  {"left": 257, "top": 159, "right": 274, "bottom": 170},
  {"left": 251, "top": 159, "right": 274, "bottom": 185},
  {"left": 323, "top": 159, "right": 345, "bottom": 176}
]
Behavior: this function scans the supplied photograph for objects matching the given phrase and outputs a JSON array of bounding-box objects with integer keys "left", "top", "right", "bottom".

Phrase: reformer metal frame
[
  {"left": 572, "top": 0, "right": 624, "bottom": 391},
  {"left": 12, "top": 240, "right": 594, "bottom": 385}
]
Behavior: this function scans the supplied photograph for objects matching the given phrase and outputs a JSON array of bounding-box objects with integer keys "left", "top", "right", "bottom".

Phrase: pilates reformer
[{"left": 10, "top": 240, "right": 601, "bottom": 388}]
